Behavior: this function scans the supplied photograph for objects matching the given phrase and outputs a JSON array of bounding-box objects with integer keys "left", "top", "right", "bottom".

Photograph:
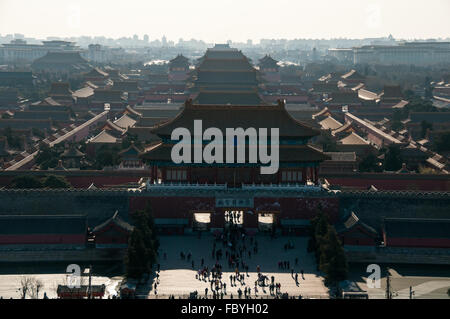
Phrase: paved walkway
[
  {"left": 144, "top": 234, "right": 329, "bottom": 299},
  {"left": 352, "top": 267, "right": 450, "bottom": 299},
  {"left": 395, "top": 280, "right": 450, "bottom": 299},
  {"left": 0, "top": 274, "right": 122, "bottom": 299}
]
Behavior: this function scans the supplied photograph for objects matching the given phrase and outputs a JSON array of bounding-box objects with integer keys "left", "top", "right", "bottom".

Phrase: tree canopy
[
  {"left": 9, "top": 175, "right": 71, "bottom": 189},
  {"left": 125, "top": 203, "right": 159, "bottom": 280},
  {"left": 94, "top": 145, "right": 121, "bottom": 169},
  {"left": 35, "top": 144, "right": 60, "bottom": 170},
  {"left": 42, "top": 175, "right": 72, "bottom": 189},
  {"left": 384, "top": 144, "right": 403, "bottom": 172},
  {"left": 309, "top": 210, "right": 348, "bottom": 287},
  {"left": 434, "top": 131, "right": 450, "bottom": 153},
  {"left": 359, "top": 153, "right": 383, "bottom": 172},
  {"left": 10, "top": 175, "right": 43, "bottom": 189},
  {"left": 319, "top": 226, "right": 349, "bottom": 286}
]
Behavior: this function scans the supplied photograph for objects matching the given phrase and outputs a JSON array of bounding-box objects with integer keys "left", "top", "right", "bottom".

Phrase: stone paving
[
  {"left": 1, "top": 234, "right": 448, "bottom": 299},
  {"left": 144, "top": 234, "right": 329, "bottom": 299},
  {"left": 349, "top": 265, "right": 450, "bottom": 299}
]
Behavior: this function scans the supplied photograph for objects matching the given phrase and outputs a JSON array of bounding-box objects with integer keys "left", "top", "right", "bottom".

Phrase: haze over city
[
  {"left": 1, "top": 0, "right": 450, "bottom": 42},
  {"left": 0, "top": 0, "right": 450, "bottom": 305}
]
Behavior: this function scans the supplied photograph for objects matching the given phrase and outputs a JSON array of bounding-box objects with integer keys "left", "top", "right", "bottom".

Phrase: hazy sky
[{"left": 1, "top": 0, "right": 449, "bottom": 42}]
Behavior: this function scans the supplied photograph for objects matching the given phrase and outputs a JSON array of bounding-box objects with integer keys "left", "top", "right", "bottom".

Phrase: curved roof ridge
[
  {"left": 92, "top": 210, "right": 133, "bottom": 233},
  {"left": 150, "top": 99, "right": 320, "bottom": 138}
]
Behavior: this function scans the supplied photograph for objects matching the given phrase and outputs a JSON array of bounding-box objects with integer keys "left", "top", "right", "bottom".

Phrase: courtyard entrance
[
  {"left": 258, "top": 212, "right": 276, "bottom": 232},
  {"left": 193, "top": 212, "right": 211, "bottom": 231},
  {"left": 224, "top": 210, "right": 244, "bottom": 229}
]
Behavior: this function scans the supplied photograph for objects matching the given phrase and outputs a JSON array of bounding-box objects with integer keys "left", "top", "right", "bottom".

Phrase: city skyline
[
  {"left": 0, "top": 1, "right": 449, "bottom": 302},
  {"left": 1, "top": 0, "right": 450, "bottom": 43}
]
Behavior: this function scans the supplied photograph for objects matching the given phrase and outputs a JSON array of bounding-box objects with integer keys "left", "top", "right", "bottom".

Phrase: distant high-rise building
[
  {"left": 144, "top": 34, "right": 149, "bottom": 43},
  {"left": 0, "top": 40, "right": 82, "bottom": 63},
  {"left": 353, "top": 42, "right": 450, "bottom": 65},
  {"left": 312, "top": 48, "right": 318, "bottom": 62}
]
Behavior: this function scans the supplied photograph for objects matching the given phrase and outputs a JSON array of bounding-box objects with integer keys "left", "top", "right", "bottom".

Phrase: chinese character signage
[{"left": 216, "top": 198, "right": 254, "bottom": 208}]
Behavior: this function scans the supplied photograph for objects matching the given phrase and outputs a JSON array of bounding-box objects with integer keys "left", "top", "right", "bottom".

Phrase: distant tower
[
  {"left": 144, "top": 34, "right": 149, "bottom": 43},
  {"left": 258, "top": 55, "right": 280, "bottom": 84},
  {"left": 312, "top": 48, "right": 318, "bottom": 61},
  {"left": 169, "top": 54, "right": 190, "bottom": 82},
  {"left": 162, "top": 35, "right": 167, "bottom": 46}
]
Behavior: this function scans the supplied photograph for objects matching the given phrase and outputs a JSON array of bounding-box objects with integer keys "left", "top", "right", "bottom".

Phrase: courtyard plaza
[
  {"left": 349, "top": 264, "right": 450, "bottom": 299},
  {"left": 142, "top": 233, "right": 329, "bottom": 299}
]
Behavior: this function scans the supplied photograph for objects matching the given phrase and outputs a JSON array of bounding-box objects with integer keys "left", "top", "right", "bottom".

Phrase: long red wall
[
  {"left": 386, "top": 237, "right": 450, "bottom": 249},
  {"left": 1, "top": 171, "right": 448, "bottom": 191},
  {"left": 254, "top": 197, "right": 339, "bottom": 223},
  {"left": 66, "top": 176, "right": 145, "bottom": 188},
  {"left": 324, "top": 173, "right": 450, "bottom": 191},
  {"left": 0, "top": 234, "right": 86, "bottom": 245},
  {"left": 130, "top": 196, "right": 216, "bottom": 219},
  {"left": 0, "top": 171, "right": 151, "bottom": 189},
  {"left": 94, "top": 224, "right": 129, "bottom": 244},
  {"left": 129, "top": 195, "right": 339, "bottom": 228}
]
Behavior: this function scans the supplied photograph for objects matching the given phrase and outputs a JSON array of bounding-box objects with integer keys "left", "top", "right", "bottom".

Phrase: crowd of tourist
[{"left": 154, "top": 224, "right": 307, "bottom": 299}]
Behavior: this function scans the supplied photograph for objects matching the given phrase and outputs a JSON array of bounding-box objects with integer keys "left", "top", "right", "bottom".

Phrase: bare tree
[
  {"left": 30, "top": 279, "right": 44, "bottom": 299},
  {"left": 18, "top": 277, "right": 33, "bottom": 299}
]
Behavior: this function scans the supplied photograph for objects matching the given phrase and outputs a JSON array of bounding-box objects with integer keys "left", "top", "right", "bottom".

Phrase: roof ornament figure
[{"left": 277, "top": 99, "right": 286, "bottom": 108}]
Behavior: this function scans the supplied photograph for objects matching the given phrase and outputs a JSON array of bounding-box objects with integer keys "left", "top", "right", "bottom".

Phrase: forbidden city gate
[
  {"left": 140, "top": 97, "right": 329, "bottom": 235},
  {"left": 224, "top": 210, "right": 244, "bottom": 228},
  {"left": 193, "top": 211, "right": 212, "bottom": 231},
  {"left": 258, "top": 212, "right": 277, "bottom": 232}
]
